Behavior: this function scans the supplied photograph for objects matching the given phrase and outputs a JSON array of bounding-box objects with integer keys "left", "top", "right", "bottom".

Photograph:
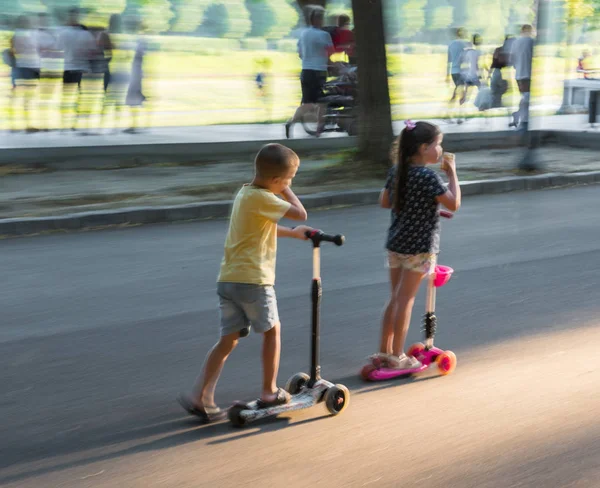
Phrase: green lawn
[{"left": 0, "top": 46, "right": 578, "bottom": 130}]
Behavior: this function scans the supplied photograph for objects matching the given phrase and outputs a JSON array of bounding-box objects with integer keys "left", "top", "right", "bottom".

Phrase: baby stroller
[{"left": 301, "top": 64, "right": 358, "bottom": 136}]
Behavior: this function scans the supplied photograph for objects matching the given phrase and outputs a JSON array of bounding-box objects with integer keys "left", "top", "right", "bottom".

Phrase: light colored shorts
[
  {"left": 386, "top": 251, "right": 437, "bottom": 275},
  {"left": 217, "top": 282, "right": 279, "bottom": 337}
]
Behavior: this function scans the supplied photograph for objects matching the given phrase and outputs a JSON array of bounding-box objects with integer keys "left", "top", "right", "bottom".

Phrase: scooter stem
[{"left": 309, "top": 242, "right": 322, "bottom": 387}]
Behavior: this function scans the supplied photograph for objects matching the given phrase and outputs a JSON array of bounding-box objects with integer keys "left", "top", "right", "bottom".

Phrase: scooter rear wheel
[
  {"left": 325, "top": 384, "right": 349, "bottom": 415},
  {"left": 407, "top": 342, "right": 425, "bottom": 360},
  {"left": 228, "top": 403, "right": 247, "bottom": 428},
  {"left": 360, "top": 364, "right": 376, "bottom": 381}
]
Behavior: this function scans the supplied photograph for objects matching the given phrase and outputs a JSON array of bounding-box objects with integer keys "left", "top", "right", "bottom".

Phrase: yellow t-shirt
[{"left": 218, "top": 184, "right": 291, "bottom": 286}]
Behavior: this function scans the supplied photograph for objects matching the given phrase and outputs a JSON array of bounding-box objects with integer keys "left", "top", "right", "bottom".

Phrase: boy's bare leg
[
  {"left": 191, "top": 332, "right": 239, "bottom": 408},
  {"left": 261, "top": 324, "right": 281, "bottom": 401}
]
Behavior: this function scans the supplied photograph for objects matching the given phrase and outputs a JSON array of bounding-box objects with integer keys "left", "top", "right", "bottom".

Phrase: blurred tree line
[{"left": 2, "top": 0, "right": 598, "bottom": 43}]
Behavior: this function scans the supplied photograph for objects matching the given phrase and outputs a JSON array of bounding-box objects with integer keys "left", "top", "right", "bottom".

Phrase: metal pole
[
  {"left": 309, "top": 246, "right": 322, "bottom": 387},
  {"left": 519, "top": 0, "right": 551, "bottom": 172}
]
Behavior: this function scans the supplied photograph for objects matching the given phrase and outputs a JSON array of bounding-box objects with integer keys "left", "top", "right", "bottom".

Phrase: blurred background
[{"left": 0, "top": 0, "right": 598, "bottom": 131}]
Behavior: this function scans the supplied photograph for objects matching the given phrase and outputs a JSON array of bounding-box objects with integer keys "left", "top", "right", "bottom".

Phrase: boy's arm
[
  {"left": 277, "top": 225, "right": 312, "bottom": 240},
  {"left": 281, "top": 187, "right": 308, "bottom": 221}
]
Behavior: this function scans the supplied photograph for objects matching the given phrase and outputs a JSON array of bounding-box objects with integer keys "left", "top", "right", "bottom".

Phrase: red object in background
[{"left": 332, "top": 28, "right": 355, "bottom": 56}]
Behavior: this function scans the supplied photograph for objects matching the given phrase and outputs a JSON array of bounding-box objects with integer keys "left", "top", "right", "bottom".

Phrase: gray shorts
[{"left": 217, "top": 282, "right": 280, "bottom": 337}]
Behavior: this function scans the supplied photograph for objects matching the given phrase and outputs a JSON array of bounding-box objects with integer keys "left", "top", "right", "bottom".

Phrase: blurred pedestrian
[
  {"left": 255, "top": 57, "right": 273, "bottom": 122},
  {"left": 125, "top": 18, "right": 147, "bottom": 133},
  {"left": 57, "top": 8, "right": 96, "bottom": 131},
  {"left": 37, "top": 13, "right": 59, "bottom": 132},
  {"left": 461, "top": 33, "right": 486, "bottom": 105},
  {"left": 446, "top": 27, "right": 468, "bottom": 124},
  {"left": 99, "top": 14, "right": 129, "bottom": 131},
  {"left": 509, "top": 24, "right": 534, "bottom": 131},
  {"left": 11, "top": 15, "right": 42, "bottom": 133},
  {"left": 332, "top": 14, "right": 355, "bottom": 65},
  {"left": 488, "top": 36, "right": 511, "bottom": 110},
  {"left": 285, "top": 5, "right": 333, "bottom": 138}
]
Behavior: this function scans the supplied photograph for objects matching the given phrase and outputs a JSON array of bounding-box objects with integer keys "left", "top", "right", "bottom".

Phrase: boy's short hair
[
  {"left": 255, "top": 143, "right": 299, "bottom": 179},
  {"left": 338, "top": 14, "right": 351, "bottom": 27}
]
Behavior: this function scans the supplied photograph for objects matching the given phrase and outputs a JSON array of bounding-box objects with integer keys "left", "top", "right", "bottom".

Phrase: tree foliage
[
  {"left": 198, "top": 0, "right": 252, "bottom": 38},
  {"left": 121, "top": 0, "right": 174, "bottom": 33},
  {"left": 169, "top": 0, "right": 211, "bottom": 33},
  {"left": 245, "top": 0, "right": 298, "bottom": 39}
]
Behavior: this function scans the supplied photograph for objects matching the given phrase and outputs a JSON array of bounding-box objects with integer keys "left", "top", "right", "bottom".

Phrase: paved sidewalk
[
  {"left": 0, "top": 114, "right": 595, "bottom": 151},
  {"left": 1, "top": 145, "right": 599, "bottom": 221}
]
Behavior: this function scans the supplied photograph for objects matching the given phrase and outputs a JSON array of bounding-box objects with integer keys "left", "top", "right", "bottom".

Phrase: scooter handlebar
[
  {"left": 439, "top": 210, "right": 454, "bottom": 219},
  {"left": 305, "top": 230, "right": 345, "bottom": 246}
]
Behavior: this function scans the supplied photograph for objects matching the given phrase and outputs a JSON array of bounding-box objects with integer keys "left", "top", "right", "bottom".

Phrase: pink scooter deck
[{"left": 361, "top": 346, "right": 455, "bottom": 381}]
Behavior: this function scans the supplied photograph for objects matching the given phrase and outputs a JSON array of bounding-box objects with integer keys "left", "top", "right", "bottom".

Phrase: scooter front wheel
[
  {"left": 436, "top": 351, "right": 457, "bottom": 375},
  {"left": 285, "top": 372, "right": 310, "bottom": 395},
  {"left": 325, "top": 384, "right": 350, "bottom": 415}
]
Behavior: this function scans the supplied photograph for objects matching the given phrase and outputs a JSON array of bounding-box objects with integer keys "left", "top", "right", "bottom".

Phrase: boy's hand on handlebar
[{"left": 291, "top": 225, "right": 313, "bottom": 240}]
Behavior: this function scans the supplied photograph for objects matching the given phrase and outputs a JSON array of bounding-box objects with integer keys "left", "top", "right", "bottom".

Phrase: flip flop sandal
[
  {"left": 177, "top": 394, "right": 226, "bottom": 423},
  {"left": 256, "top": 387, "right": 291, "bottom": 409}
]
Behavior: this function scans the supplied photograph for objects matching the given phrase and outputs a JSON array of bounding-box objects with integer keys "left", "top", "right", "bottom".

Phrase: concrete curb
[
  {"left": 1, "top": 130, "right": 520, "bottom": 169},
  {"left": 1, "top": 171, "right": 599, "bottom": 237}
]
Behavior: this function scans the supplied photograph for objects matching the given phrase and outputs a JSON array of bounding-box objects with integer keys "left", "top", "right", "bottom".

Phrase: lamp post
[{"left": 519, "top": 0, "right": 551, "bottom": 172}]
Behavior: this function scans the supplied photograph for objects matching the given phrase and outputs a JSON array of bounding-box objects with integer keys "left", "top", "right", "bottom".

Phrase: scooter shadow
[
  {"left": 331, "top": 371, "right": 443, "bottom": 395},
  {"left": 205, "top": 411, "right": 332, "bottom": 445}
]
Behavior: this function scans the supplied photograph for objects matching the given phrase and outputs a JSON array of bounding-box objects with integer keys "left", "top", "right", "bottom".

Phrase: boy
[{"left": 178, "top": 143, "right": 312, "bottom": 422}]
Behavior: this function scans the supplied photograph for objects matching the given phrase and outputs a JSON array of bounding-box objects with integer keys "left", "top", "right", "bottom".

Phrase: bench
[{"left": 558, "top": 78, "right": 600, "bottom": 114}]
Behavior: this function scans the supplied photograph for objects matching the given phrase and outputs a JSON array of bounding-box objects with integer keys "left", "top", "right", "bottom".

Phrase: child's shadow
[{"left": 0, "top": 407, "right": 330, "bottom": 486}]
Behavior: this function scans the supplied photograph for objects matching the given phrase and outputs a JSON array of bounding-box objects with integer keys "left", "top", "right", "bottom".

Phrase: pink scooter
[{"left": 361, "top": 210, "right": 457, "bottom": 381}]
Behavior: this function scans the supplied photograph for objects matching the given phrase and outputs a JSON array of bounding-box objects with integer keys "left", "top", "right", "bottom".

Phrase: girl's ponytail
[
  {"left": 394, "top": 141, "right": 410, "bottom": 213},
  {"left": 392, "top": 121, "right": 441, "bottom": 213}
]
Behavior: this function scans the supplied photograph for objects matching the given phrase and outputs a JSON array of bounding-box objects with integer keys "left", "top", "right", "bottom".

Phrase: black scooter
[{"left": 228, "top": 229, "right": 349, "bottom": 427}]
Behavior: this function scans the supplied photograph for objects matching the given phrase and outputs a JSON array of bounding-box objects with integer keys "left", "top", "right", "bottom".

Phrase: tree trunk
[{"left": 351, "top": 0, "right": 394, "bottom": 168}]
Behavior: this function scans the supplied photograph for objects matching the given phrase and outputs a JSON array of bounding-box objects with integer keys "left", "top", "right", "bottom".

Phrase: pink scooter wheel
[
  {"left": 360, "top": 364, "right": 376, "bottom": 381},
  {"left": 436, "top": 351, "right": 457, "bottom": 375},
  {"left": 407, "top": 342, "right": 425, "bottom": 360}
]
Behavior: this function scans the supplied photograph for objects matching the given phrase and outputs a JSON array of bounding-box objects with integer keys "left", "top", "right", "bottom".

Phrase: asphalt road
[{"left": 1, "top": 185, "right": 599, "bottom": 488}]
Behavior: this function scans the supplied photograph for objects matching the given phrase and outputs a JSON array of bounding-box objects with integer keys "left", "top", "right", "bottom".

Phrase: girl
[{"left": 371, "top": 120, "right": 461, "bottom": 369}]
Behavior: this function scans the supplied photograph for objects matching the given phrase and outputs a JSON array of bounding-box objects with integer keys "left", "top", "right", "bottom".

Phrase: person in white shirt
[
  {"left": 446, "top": 27, "right": 469, "bottom": 123},
  {"left": 36, "top": 13, "right": 59, "bottom": 132},
  {"left": 11, "top": 15, "right": 43, "bottom": 132},
  {"left": 461, "top": 34, "right": 486, "bottom": 105},
  {"left": 57, "top": 8, "right": 95, "bottom": 131},
  {"left": 285, "top": 6, "right": 333, "bottom": 138},
  {"left": 509, "top": 24, "right": 534, "bottom": 130}
]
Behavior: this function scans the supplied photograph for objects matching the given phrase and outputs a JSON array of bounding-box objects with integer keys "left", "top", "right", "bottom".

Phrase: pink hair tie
[{"left": 404, "top": 120, "right": 416, "bottom": 131}]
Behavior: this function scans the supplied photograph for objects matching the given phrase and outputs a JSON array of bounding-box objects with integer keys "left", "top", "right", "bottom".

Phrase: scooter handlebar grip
[
  {"left": 305, "top": 230, "right": 345, "bottom": 246},
  {"left": 439, "top": 210, "right": 454, "bottom": 219}
]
